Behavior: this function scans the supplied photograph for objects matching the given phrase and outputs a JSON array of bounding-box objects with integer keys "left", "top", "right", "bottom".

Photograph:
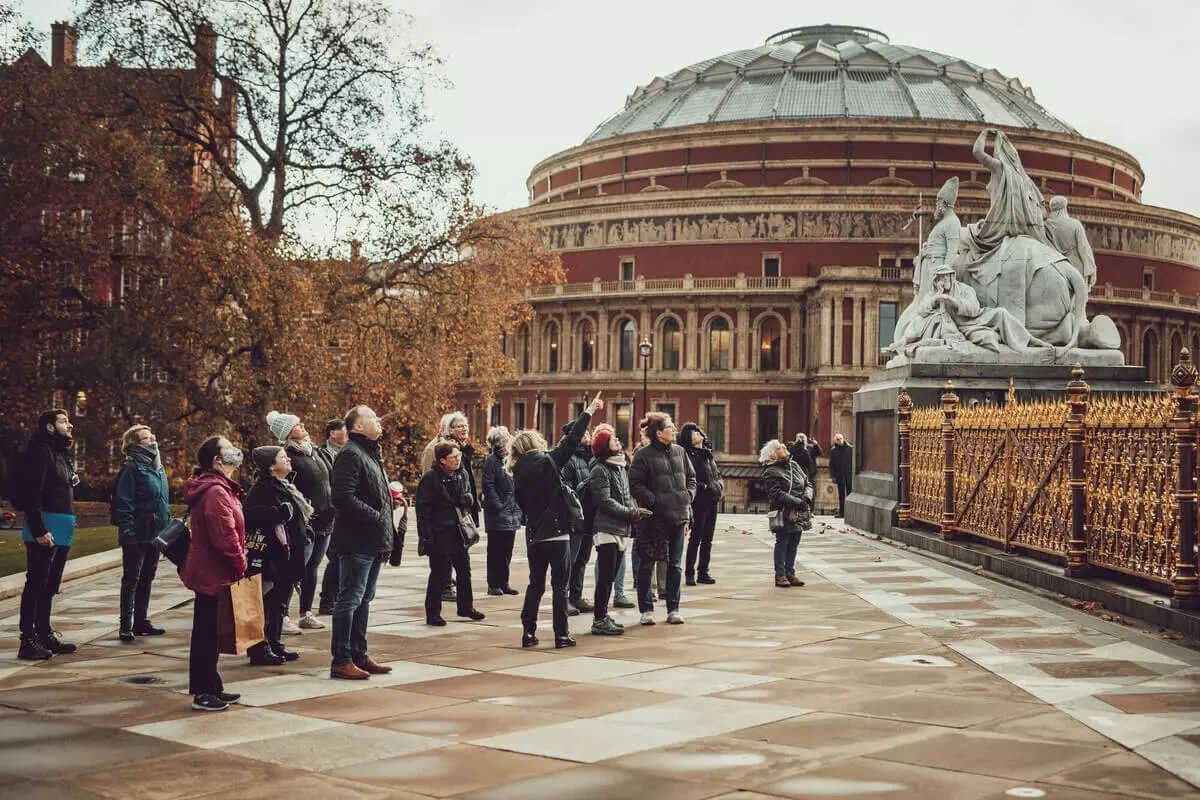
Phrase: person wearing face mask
[
  {"left": 113, "top": 425, "right": 171, "bottom": 644},
  {"left": 242, "top": 445, "right": 312, "bottom": 666},
  {"left": 181, "top": 436, "right": 248, "bottom": 712},
  {"left": 680, "top": 422, "right": 723, "bottom": 587},
  {"left": 15, "top": 408, "right": 80, "bottom": 661}
]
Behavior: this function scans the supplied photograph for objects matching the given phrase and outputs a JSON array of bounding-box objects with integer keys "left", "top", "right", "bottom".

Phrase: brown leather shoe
[
  {"left": 786, "top": 574, "right": 806, "bottom": 587},
  {"left": 354, "top": 657, "right": 393, "bottom": 675},
  {"left": 775, "top": 576, "right": 791, "bottom": 588},
  {"left": 330, "top": 662, "right": 370, "bottom": 680}
]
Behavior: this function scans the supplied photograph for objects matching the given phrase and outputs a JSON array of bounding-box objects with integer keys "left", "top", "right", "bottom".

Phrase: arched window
[
  {"left": 1142, "top": 328, "right": 1159, "bottom": 381},
  {"left": 759, "top": 317, "right": 781, "bottom": 371},
  {"left": 515, "top": 323, "right": 530, "bottom": 374},
  {"left": 579, "top": 319, "right": 595, "bottom": 372},
  {"left": 1170, "top": 331, "right": 1183, "bottom": 368},
  {"left": 618, "top": 319, "right": 636, "bottom": 371},
  {"left": 661, "top": 318, "right": 681, "bottom": 371},
  {"left": 546, "top": 322, "right": 560, "bottom": 373},
  {"left": 709, "top": 317, "right": 731, "bottom": 371}
]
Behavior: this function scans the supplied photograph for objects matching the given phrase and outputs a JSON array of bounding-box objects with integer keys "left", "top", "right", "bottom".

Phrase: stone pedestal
[{"left": 845, "top": 361, "right": 1155, "bottom": 536}]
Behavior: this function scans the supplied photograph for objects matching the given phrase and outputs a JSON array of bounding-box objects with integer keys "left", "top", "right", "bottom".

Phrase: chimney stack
[
  {"left": 51, "top": 22, "right": 77, "bottom": 69},
  {"left": 350, "top": 239, "right": 362, "bottom": 261},
  {"left": 195, "top": 22, "right": 217, "bottom": 75}
]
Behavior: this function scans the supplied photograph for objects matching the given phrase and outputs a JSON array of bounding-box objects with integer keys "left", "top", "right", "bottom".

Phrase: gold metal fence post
[
  {"left": 941, "top": 380, "right": 958, "bottom": 540},
  {"left": 1170, "top": 348, "right": 1199, "bottom": 609},
  {"left": 898, "top": 388, "right": 913, "bottom": 524},
  {"left": 1065, "top": 364, "right": 1090, "bottom": 577}
]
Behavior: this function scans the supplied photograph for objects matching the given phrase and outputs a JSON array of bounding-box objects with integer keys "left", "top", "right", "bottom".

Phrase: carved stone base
[{"left": 885, "top": 347, "right": 1125, "bottom": 370}]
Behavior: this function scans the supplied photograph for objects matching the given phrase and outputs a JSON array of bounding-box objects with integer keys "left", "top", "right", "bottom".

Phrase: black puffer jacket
[
  {"left": 680, "top": 423, "right": 723, "bottom": 505},
  {"left": 482, "top": 448, "right": 522, "bottom": 532},
  {"left": 288, "top": 443, "right": 333, "bottom": 537},
  {"left": 629, "top": 439, "right": 697, "bottom": 525},
  {"left": 331, "top": 433, "right": 394, "bottom": 556},
  {"left": 416, "top": 466, "right": 472, "bottom": 557},
  {"left": 242, "top": 475, "right": 311, "bottom": 584},
  {"left": 589, "top": 459, "right": 635, "bottom": 536},
  {"left": 513, "top": 411, "right": 592, "bottom": 544}
]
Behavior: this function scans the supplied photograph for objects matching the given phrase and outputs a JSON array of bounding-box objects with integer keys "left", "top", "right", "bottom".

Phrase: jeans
[
  {"left": 119, "top": 542, "right": 159, "bottom": 626},
  {"left": 593, "top": 543, "right": 620, "bottom": 621},
  {"left": 20, "top": 544, "right": 70, "bottom": 639},
  {"left": 685, "top": 499, "right": 718, "bottom": 578},
  {"left": 319, "top": 548, "right": 339, "bottom": 611},
  {"left": 189, "top": 592, "right": 222, "bottom": 696},
  {"left": 774, "top": 532, "right": 802, "bottom": 577},
  {"left": 299, "top": 534, "right": 330, "bottom": 614},
  {"left": 249, "top": 579, "right": 290, "bottom": 658},
  {"left": 521, "top": 539, "right": 570, "bottom": 637},
  {"left": 330, "top": 553, "right": 383, "bottom": 666},
  {"left": 568, "top": 532, "right": 594, "bottom": 605},
  {"left": 636, "top": 524, "right": 686, "bottom": 614},
  {"left": 486, "top": 529, "right": 516, "bottom": 589},
  {"left": 426, "top": 550, "right": 474, "bottom": 618}
]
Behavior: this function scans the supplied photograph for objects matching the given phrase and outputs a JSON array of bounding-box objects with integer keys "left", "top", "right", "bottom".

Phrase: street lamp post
[{"left": 638, "top": 337, "right": 653, "bottom": 419}]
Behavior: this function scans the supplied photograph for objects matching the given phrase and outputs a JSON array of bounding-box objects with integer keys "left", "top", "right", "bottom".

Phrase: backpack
[{"left": 109, "top": 462, "right": 133, "bottom": 526}]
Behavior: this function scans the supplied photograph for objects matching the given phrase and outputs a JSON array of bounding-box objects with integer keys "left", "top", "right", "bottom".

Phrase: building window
[
  {"left": 515, "top": 323, "right": 530, "bottom": 373},
  {"left": 841, "top": 297, "right": 855, "bottom": 366},
  {"left": 620, "top": 258, "right": 635, "bottom": 282},
  {"left": 704, "top": 404, "right": 727, "bottom": 452},
  {"left": 546, "top": 322, "right": 560, "bottom": 373},
  {"left": 579, "top": 319, "right": 595, "bottom": 372},
  {"left": 613, "top": 402, "right": 633, "bottom": 447},
  {"left": 489, "top": 404, "right": 501, "bottom": 428},
  {"left": 538, "top": 401, "right": 555, "bottom": 443},
  {"left": 661, "top": 318, "right": 681, "bottom": 371},
  {"left": 759, "top": 317, "right": 781, "bottom": 371},
  {"left": 571, "top": 401, "right": 585, "bottom": 421},
  {"left": 618, "top": 319, "right": 636, "bottom": 371},
  {"left": 513, "top": 401, "right": 526, "bottom": 431},
  {"left": 756, "top": 404, "right": 780, "bottom": 450},
  {"left": 709, "top": 317, "right": 731, "bottom": 371},
  {"left": 878, "top": 302, "right": 898, "bottom": 363},
  {"left": 119, "top": 264, "right": 135, "bottom": 303},
  {"left": 1142, "top": 329, "right": 1159, "bottom": 381},
  {"left": 655, "top": 402, "right": 676, "bottom": 421},
  {"left": 1171, "top": 331, "right": 1183, "bottom": 366},
  {"left": 763, "top": 254, "right": 781, "bottom": 284},
  {"left": 1143, "top": 267, "right": 1155, "bottom": 290}
]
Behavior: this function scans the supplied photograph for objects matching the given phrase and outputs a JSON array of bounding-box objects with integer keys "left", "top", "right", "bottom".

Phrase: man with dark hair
[
  {"left": 328, "top": 405, "right": 395, "bottom": 680},
  {"left": 317, "top": 417, "right": 347, "bottom": 615},
  {"left": 15, "top": 409, "right": 79, "bottom": 660}
]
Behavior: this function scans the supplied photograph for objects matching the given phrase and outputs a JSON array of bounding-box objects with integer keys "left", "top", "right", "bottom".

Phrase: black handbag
[
  {"left": 152, "top": 518, "right": 191, "bottom": 568},
  {"left": 457, "top": 508, "right": 480, "bottom": 549},
  {"left": 560, "top": 483, "right": 584, "bottom": 524}
]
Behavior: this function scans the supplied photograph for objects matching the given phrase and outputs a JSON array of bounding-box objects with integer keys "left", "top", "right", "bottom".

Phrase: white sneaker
[
  {"left": 281, "top": 616, "right": 302, "bottom": 635},
  {"left": 640, "top": 612, "right": 656, "bottom": 626},
  {"left": 298, "top": 612, "right": 325, "bottom": 630},
  {"left": 666, "top": 611, "right": 684, "bottom": 625}
]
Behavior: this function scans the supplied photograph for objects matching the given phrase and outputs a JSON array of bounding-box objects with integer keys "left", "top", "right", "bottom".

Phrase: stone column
[
  {"left": 790, "top": 302, "right": 803, "bottom": 372},
  {"left": 851, "top": 297, "right": 863, "bottom": 367},
  {"left": 818, "top": 297, "right": 832, "bottom": 367},
  {"left": 686, "top": 305, "right": 699, "bottom": 370},
  {"left": 831, "top": 297, "right": 842, "bottom": 366},
  {"left": 736, "top": 305, "right": 751, "bottom": 371},
  {"left": 598, "top": 308, "right": 610, "bottom": 372}
]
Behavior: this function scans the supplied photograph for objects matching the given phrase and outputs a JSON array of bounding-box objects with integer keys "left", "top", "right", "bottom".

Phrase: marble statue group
[{"left": 885, "top": 128, "right": 1123, "bottom": 367}]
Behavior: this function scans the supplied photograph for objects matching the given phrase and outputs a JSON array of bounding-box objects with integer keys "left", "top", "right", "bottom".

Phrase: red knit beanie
[{"left": 592, "top": 429, "right": 614, "bottom": 459}]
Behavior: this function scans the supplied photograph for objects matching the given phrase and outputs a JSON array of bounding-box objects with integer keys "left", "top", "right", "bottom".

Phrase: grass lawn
[{"left": 0, "top": 526, "right": 120, "bottom": 578}]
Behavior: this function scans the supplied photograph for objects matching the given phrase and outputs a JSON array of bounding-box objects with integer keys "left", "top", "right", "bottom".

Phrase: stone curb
[{"left": 0, "top": 547, "right": 125, "bottom": 602}]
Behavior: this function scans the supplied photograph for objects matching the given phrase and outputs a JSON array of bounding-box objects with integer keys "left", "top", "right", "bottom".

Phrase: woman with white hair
[
  {"left": 760, "top": 439, "right": 812, "bottom": 588},
  {"left": 482, "top": 425, "right": 522, "bottom": 595},
  {"left": 510, "top": 393, "right": 604, "bottom": 649}
]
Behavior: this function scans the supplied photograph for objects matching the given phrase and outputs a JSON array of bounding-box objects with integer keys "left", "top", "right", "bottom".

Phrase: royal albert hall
[{"left": 457, "top": 24, "right": 1200, "bottom": 511}]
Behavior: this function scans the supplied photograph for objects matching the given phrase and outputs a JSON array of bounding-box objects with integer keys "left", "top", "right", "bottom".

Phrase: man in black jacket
[
  {"left": 561, "top": 424, "right": 594, "bottom": 615},
  {"left": 15, "top": 409, "right": 80, "bottom": 660},
  {"left": 829, "top": 433, "right": 854, "bottom": 517},
  {"left": 680, "top": 423, "right": 722, "bottom": 586},
  {"left": 328, "top": 406, "right": 396, "bottom": 680}
]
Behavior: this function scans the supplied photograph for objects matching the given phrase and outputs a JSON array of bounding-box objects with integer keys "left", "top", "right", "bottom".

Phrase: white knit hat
[{"left": 266, "top": 410, "right": 301, "bottom": 444}]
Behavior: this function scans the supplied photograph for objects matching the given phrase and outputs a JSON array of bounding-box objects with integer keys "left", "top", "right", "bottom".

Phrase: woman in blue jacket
[{"left": 113, "top": 425, "right": 171, "bottom": 643}]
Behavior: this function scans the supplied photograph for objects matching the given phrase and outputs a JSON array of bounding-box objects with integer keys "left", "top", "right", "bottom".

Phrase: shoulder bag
[
  {"left": 152, "top": 518, "right": 191, "bottom": 569},
  {"left": 766, "top": 464, "right": 795, "bottom": 534}
]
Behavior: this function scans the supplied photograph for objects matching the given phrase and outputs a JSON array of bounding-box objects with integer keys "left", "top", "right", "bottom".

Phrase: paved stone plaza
[{"left": 1, "top": 515, "right": 1198, "bottom": 799}]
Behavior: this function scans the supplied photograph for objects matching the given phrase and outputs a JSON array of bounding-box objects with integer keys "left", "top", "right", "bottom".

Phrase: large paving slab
[{"left": 0, "top": 514, "right": 1197, "bottom": 798}]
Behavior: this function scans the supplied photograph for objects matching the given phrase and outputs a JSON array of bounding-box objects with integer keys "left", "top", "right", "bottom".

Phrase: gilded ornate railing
[{"left": 898, "top": 356, "right": 1200, "bottom": 609}]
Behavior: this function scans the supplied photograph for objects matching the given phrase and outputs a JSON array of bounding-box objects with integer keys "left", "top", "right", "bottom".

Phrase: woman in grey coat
[{"left": 761, "top": 439, "right": 812, "bottom": 588}]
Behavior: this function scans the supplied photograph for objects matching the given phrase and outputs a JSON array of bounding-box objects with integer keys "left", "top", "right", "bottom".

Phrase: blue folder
[{"left": 22, "top": 511, "right": 76, "bottom": 547}]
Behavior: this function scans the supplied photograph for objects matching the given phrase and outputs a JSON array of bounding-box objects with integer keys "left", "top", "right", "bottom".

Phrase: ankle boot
[{"left": 119, "top": 617, "right": 135, "bottom": 643}]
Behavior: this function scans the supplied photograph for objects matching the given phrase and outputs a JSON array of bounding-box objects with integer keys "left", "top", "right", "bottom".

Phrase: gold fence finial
[
  {"left": 1007, "top": 377, "right": 1016, "bottom": 404},
  {"left": 1171, "top": 346, "right": 1197, "bottom": 392}
]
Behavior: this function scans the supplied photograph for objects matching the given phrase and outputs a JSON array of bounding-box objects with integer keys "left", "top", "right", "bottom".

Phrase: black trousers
[
  {"left": 685, "top": 499, "right": 718, "bottom": 577},
  {"left": 189, "top": 592, "right": 222, "bottom": 697},
  {"left": 20, "top": 544, "right": 70, "bottom": 639},
  {"left": 521, "top": 539, "right": 570, "bottom": 637},
  {"left": 836, "top": 482, "right": 849, "bottom": 515},
  {"left": 119, "top": 542, "right": 160, "bottom": 626},
  {"left": 249, "top": 579, "right": 290, "bottom": 658},
  {"left": 568, "top": 532, "right": 594, "bottom": 605},
  {"left": 426, "top": 550, "right": 474, "bottom": 618},
  {"left": 593, "top": 542, "right": 620, "bottom": 622},
  {"left": 319, "top": 549, "right": 339, "bottom": 610},
  {"left": 486, "top": 529, "right": 516, "bottom": 589}
]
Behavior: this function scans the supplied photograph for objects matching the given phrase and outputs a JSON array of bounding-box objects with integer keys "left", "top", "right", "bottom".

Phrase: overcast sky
[{"left": 20, "top": 0, "right": 1200, "bottom": 219}]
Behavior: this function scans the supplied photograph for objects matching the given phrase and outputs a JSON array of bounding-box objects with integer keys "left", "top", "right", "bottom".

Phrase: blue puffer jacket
[
  {"left": 482, "top": 449, "right": 523, "bottom": 532},
  {"left": 114, "top": 457, "right": 171, "bottom": 543}
]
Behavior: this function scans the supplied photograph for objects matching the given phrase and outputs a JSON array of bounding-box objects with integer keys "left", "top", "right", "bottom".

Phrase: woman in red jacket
[{"left": 182, "top": 436, "right": 248, "bottom": 712}]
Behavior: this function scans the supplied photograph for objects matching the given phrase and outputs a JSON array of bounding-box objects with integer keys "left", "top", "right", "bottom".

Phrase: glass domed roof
[{"left": 585, "top": 25, "right": 1075, "bottom": 143}]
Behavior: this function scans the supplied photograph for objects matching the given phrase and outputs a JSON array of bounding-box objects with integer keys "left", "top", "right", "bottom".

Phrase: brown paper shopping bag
[{"left": 216, "top": 573, "right": 265, "bottom": 655}]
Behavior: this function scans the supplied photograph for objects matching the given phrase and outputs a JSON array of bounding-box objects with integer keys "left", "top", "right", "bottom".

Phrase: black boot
[
  {"left": 40, "top": 631, "right": 77, "bottom": 655},
  {"left": 133, "top": 619, "right": 166, "bottom": 636},
  {"left": 521, "top": 626, "right": 538, "bottom": 648},
  {"left": 18, "top": 637, "right": 53, "bottom": 661},
  {"left": 697, "top": 574, "right": 716, "bottom": 585},
  {"left": 685, "top": 572, "right": 696, "bottom": 587},
  {"left": 119, "top": 619, "right": 135, "bottom": 643}
]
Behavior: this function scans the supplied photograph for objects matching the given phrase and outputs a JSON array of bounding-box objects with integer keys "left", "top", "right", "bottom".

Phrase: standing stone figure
[
  {"left": 1044, "top": 195, "right": 1097, "bottom": 290},
  {"left": 889, "top": 177, "right": 961, "bottom": 353},
  {"left": 964, "top": 128, "right": 1049, "bottom": 253}
]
